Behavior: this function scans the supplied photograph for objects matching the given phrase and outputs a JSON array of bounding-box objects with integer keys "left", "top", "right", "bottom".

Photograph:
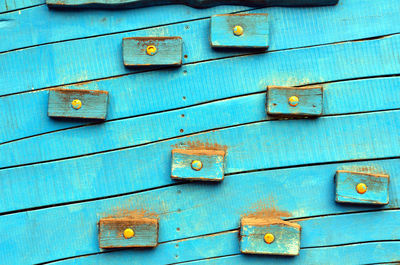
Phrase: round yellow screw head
[
  {"left": 288, "top": 96, "right": 299, "bottom": 107},
  {"left": 123, "top": 228, "right": 135, "bottom": 239},
  {"left": 233, "top": 25, "right": 244, "bottom": 36},
  {"left": 146, "top": 45, "right": 157, "bottom": 56},
  {"left": 71, "top": 99, "right": 82, "bottom": 110},
  {"left": 356, "top": 183, "right": 367, "bottom": 194},
  {"left": 264, "top": 233, "right": 275, "bottom": 244},
  {"left": 191, "top": 160, "right": 203, "bottom": 171}
]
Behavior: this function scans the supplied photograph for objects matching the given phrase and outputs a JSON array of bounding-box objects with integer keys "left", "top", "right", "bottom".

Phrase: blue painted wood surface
[
  {"left": 240, "top": 218, "right": 301, "bottom": 255},
  {"left": 335, "top": 170, "right": 390, "bottom": 205},
  {"left": 48, "top": 89, "right": 109, "bottom": 120},
  {"left": 1, "top": 159, "right": 399, "bottom": 264},
  {"left": 99, "top": 218, "right": 158, "bottom": 248},
  {"left": 46, "top": 0, "right": 339, "bottom": 9},
  {"left": 2, "top": 110, "right": 400, "bottom": 212},
  {"left": 171, "top": 149, "right": 226, "bottom": 181},
  {"left": 1, "top": 0, "right": 399, "bottom": 94},
  {"left": 123, "top": 37, "right": 182, "bottom": 66},
  {"left": 0, "top": 0, "right": 42, "bottom": 13},
  {"left": 210, "top": 14, "right": 269, "bottom": 48},
  {"left": 267, "top": 86, "right": 323, "bottom": 116}
]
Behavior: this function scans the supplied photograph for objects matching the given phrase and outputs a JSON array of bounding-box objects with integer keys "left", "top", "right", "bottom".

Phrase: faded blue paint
[
  {"left": 267, "top": 86, "right": 323, "bottom": 116},
  {"left": 48, "top": 89, "right": 109, "bottom": 120},
  {"left": 335, "top": 171, "right": 390, "bottom": 205},
  {"left": 210, "top": 14, "right": 269, "bottom": 48},
  {"left": 171, "top": 149, "right": 225, "bottom": 181},
  {"left": 123, "top": 37, "right": 182, "bottom": 66}
]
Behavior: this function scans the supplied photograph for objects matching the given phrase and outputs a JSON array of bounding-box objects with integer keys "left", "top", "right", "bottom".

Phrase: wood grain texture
[
  {"left": 267, "top": 86, "right": 323, "bottom": 117},
  {"left": 123, "top": 37, "right": 182, "bottom": 66},
  {"left": 46, "top": 0, "right": 339, "bottom": 9},
  {"left": 335, "top": 170, "right": 390, "bottom": 205},
  {"left": 48, "top": 89, "right": 109, "bottom": 120},
  {"left": 0, "top": 0, "right": 43, "bottom": 13},
  {"left": 1, "top": 0, "right": 399, "bottom": 93},
  {"left": 210, "top": 14, "right": 269, "bottom": 48},
  {"left": 99, "top": 218, "right": 158, "bottom": 248},
  {"left": 1, "top": 159, "right": 399, "bottom": 264},
  {"left": 2, "top": 110, "right": 400, "bottom": 212},
  {"left": 171, "top": 149, "right": 226, "bottom": 181},
  {"left": 182, "top": 242, "right": 400, "bottom": 265},
  {"left": 240, "top": 218, "right": 301, "bottom": 255}
]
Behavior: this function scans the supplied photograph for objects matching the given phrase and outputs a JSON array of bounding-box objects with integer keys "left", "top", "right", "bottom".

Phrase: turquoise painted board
[
  {"left": 267, "top": 86, "right": 323, "bottom": 117},
  {"left": 240, "top": 218, "right": 301, "bottom": 256},
  {"left": 1, "top": 159, "right": 400, "bottom": 264},
  {"left": 48, "top": 89, "right": 109, "bottom": 120},
  {"left": 0, "top": 0, "right": 43, "bottom": 13},
  {"left": 171, "top": 149, "right": 226, "bottom": 181},
  {"left": 99, "top": 218, "right": 158, "bottom": 248},
  {"left": 335, "top": 170, "right": 390, "bottom": 205},
  {"left": 210, "top": 14, "right": 269, "bottom": 48},
  {"left": 46, "top": 0, "right": 339, "bottom": 9},
  {"left": 2, "top": 0, "right": 400, "bottom": 95},
  {"left": 123, "top": 37, "right": 183, "bottom": 67}
]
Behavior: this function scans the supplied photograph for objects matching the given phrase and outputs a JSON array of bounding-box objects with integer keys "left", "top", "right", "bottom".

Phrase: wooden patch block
[
  {"left": 123, "top": 37, "right": 182, "bottom": 67},
  {"left": 99, "top": 218, "right": 158, "bottom": 248},
  {"left": 210, "top": 14, "right": 269, "bottom": 49},
  {"left": 48, "top": 89, "right": 109, "bottom": 120},
  {"left": 335, "top": 170, "right": 390, "bottom": 205},
  {"left": 240, "top": 218, "right": 301, "bottom": 256},
  {"left": 267, "top": 86, "right": 323, "bottom": 117},
  {"left": 171, "top": 149, "right": 226, "bottom": 181}
]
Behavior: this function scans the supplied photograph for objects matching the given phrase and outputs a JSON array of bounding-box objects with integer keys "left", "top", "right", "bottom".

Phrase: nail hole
[
  {"left": 313, "top": 105, "right": 316, "bottom": 107},
  {"left": 176, "top": 255, "right": 179, "bottom": 258},
  {"left": 182, "top": 96, "right": 186, "bottom": 100},
  {"left": 177, "top": 227, "right": 180, "bottom": 231},
  {"left": 185, "top": 25, "right": 189, "bottom": 30},
  {"left": 184, "top": 55, "right": 188, "bottom": 59},
  {"left": 273, "top": 103, "right": 277, "bottom": 106},
  {"left": 180, "top": 129, "right": 184, "bottom": 133},
  {"left": 183, "top": 70, "right": 187, "bottom": 74},
  {"left": 177, "top": 190, "right": 181, "bottom": 194},
  {"left": 176, "top": 244, "right": 179, "bottom": 248},
  {"left": 177, "top": 208, "right": 181, "bottom": 212},
  {"left": 181, "top": 114, "right": 185, "bottom": 118}
]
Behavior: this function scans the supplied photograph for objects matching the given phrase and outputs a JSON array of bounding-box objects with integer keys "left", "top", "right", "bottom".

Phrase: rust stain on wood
[{"left": 172, "top": 140, "right": 228, "bottom": 152}]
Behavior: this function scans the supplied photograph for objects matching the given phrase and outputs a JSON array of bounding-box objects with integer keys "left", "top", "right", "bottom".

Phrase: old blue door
[{"left": 0, "top": 0, "right": 399, "bottom": 264}]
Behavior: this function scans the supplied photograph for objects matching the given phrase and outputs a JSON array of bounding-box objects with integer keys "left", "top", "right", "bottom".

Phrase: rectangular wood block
[
  {"left": 123, "top": 37, "right": 182, "bottom": 67},
  {"left": 171, "top": 149, "right": 226, "bottom": 181},
  {"left": 335, "top": 170, "right": 390, "bottom": 205},
  {"left": 210, "top": 14, "right": 269, "bottom": 49},
  {"left": 240, "top": 218, "right": 301, "bottom": 256},
  {"left": 99, "top": 218, "right": 158, "bottom": 248},
  {"left": 48, "top": 89, "right": 109, "bottom": 120},
  {"left": 267, "top": 86, "right": 323, "bottom": 116}
]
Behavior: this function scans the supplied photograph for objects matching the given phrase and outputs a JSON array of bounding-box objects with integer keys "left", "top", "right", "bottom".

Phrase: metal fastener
[
  {"left": 123, "top": 228, "right": 135, "bottom": 239},
  {"left": 233, "top": 25, "right": 244, "bottom": 36},
  {"left": 71, "top": 99, "right": 82, "bottom": 110},
  {"left": 264, "top": 233, "right": 274, "bottom": 244},
  {"left": 146, "top": 45, "right": 157, "bottom": 56},
  {"left": 288, "top": 96, "right": 299, "bottom": 107},
  {"left": 356, "top": 183, "right": 367, "bottom": 194},
  {"left": 191, "top": 160, "right": 203, "bottom": 171}
]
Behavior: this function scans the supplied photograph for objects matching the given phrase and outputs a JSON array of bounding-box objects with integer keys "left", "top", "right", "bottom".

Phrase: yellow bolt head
[
  {"left": 356, "top": 183, "right": 367, "bottom": 194},
  {"left": 71, "top": 99, "right": 82, "bottom": 110},
  {"left": 288, "top": 96, "right": 299, "bottom": 107},
  {"left": 264, "top": 233, "right": 274, "bottom": 244},
  {"left": 191, "top": 160, "right": 203, "bottom": 171},
  {"left": 146, "top": 45, "right": 157, "bottom": 56},
  {"left": 123, "top": 228, "right": 135, "bottom": 239},
  {"left": 233, "top": 25, "right": 244, "bottom": 36}
]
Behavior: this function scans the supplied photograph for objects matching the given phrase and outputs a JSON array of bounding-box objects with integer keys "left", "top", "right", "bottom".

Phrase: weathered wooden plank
[
  {"left": 210, "top": 14, "right": 269, "bottom": 48},
  {"left": 46, "top": 0, "right": 339, "bottom": 9},
  {"left": 171, "top": 149, "right": 226, "bottom": 181},
  {"left": 182, "top": 242, "right": 400, "bottom": 265},
  {"left": 240, "top": 218, "right": 301, "bottom": 256},
  {"left": 2, "top": 110, "right": 400, "bottom": 212},
  {"left": 0, "top": 0, "right": 43, "bottom": 13},
  {"left": 1, "top": 0, "right": 399, "bottom": 93},
  {"left": 1, "top": 159, "right": 399, "bottom": 265},
  {"left": 123, "top": 37, "right": 182, "bottom": 66},
  {"left": 48, "top": 89, "right": 109, "bottom": 120},
  {"left": 267, "top": 86, "right": 323, "bottom": 117},
  {"left": 1, "top": 31, "right": 400, "bottom": 146},
  {"left": 99, "top": 217, "right": 158, "bottom": 248},
  {"left": 335, "top": 170, "right": 390, "bottom": 205}
]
